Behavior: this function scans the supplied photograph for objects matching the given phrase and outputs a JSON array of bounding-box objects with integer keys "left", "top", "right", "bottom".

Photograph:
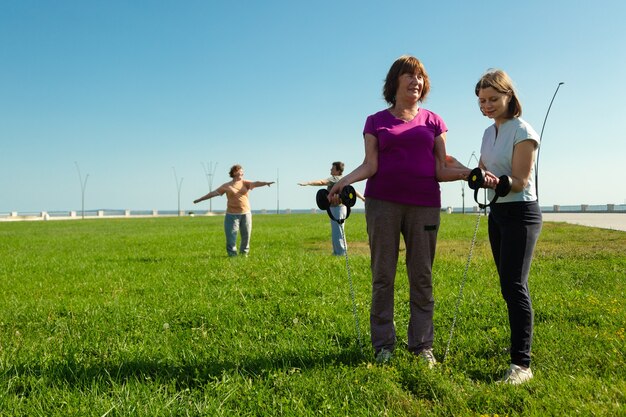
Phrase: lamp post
[
  {"left": 276, "top": 168, "right": 280, "bottom": 214},
  {"left": 462, "top": 152, "right": 479, "bottom": 214},
  {"left": 536, "top": 82, "right": 564, "bottom": 200},
  {"left": 74, "top": 162, "right": 89, "bottom": 219},
  {"left": 172, "top": 167, "right": 183, "bottom": 216},
  {"left": 201, "top": 162, "right": 217, "bottom": 213}
]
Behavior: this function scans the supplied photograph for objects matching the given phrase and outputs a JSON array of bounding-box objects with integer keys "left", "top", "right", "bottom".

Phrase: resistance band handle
[
  {"left": 315, "top": 185, "right": 357, "bottom": 224},
  {"left": 467, "top": 167, "right": 512, "bottom": 208}
]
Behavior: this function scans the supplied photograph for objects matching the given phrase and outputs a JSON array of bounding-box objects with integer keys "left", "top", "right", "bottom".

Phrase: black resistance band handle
[
  {"left": 467, "top": 167, "right": 512, "bottom": 209},
  {"left": 315, "top": 185, "right": 357, "bottom": 224}
]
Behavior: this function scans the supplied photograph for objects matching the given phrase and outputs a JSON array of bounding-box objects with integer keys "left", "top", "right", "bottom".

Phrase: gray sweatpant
[{"left": 365, "top": 198, "right": 440, "bottom": 354}]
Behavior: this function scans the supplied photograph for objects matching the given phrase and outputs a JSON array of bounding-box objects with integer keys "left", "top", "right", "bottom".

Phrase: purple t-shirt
[{"left": 363, "top": 108, "right": 447, "bottom": 207}]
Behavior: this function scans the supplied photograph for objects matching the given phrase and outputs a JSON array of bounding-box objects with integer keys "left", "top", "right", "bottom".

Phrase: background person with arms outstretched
[
  {"left": 474, "top": 69, "right": 542, "bottom": 385},
  {"left": 194, "top": 164, "right": 274, "bottom": 257},
  {"left": 298, "top": 161, "right": 365, "bottom": 256},
  {"left": 329, "top": 55, "right": 470, "bottom": 366}
]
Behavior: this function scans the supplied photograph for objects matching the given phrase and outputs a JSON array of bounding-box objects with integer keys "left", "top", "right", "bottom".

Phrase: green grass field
[{"left": 0, "top": 213, "right": 624, "bottom": 416}]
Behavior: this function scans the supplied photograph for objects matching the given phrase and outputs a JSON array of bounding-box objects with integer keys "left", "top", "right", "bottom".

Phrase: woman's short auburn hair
[
  {"left": 383, "top": 55, "right": 431, "bottom": 106},
  {"left": 475, "top": 69, "right": 522, "bottom": 118},
  {"left": 229, "top": 164, "right": 242, "bottom": 178}
]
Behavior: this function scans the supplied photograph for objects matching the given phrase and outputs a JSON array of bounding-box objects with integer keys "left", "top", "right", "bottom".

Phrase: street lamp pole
[
  {"left": 276, "top": 168, "right": 280, "bottom": 214},
  {"left": 201, "top": 162, "right": 217, "bottom": 213},
  {"left": 74, "top": 162, "right": 89, "bottom": 219},
  {"left": 462, "top": 152, "right": 479, "bottom": 214},
  {"left": 536, "top": 82, "right": 564, "bottom": 200},
  {"left": 172, "top": 167, "right": 183, "bottom": 216}
]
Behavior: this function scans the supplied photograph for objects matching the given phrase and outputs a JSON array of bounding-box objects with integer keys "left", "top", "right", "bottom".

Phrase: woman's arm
[
  {"left": 478, "top": 158, "right": 509, "bottom": 189},
  {"left": 328, "top": 133, "right": 379, "bottom": 198},
  {"left": 250, "top": 181, "right": 275, "bottom": 189},
  {"left": 298, "top": 179, "right": 329, "bottom": 186},
  {"left": 444, "top": 155, "right": 468, "bottom": 170},
  {"left": 477, "top": 140, "right": 535, "bottom": 191},
  {"left": 510, "top": 140, "right": 536, "bottom": 193},
  {"left": 434, "top": 134, "right": 472, "bottom": 182},
  {"left": 193, "top": 190, "right": 220, "bottom": 204}
]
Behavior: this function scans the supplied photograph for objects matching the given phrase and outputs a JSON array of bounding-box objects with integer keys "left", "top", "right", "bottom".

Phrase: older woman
[
  {"left": 329, "top": 55, "right": 469, "bottom": 365},
  {"left": 193, "top": 165, "right": 274, "bottom": 257}
]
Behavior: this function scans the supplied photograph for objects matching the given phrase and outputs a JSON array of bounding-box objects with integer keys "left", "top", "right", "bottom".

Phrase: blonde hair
[{"left": 475, "top": 69, "right": 522, "bottom": 118}]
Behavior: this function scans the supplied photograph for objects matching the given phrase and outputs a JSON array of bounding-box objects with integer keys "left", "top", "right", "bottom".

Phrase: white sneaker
[
  {"left": 418, "top": 348, "right": 437, "bottom": 369},
  {"left": 499, "top": 364, "right": 533, "bottom": 385}
]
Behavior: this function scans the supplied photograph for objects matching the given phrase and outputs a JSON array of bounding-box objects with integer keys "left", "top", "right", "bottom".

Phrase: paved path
[{"left": 542, "top": 213, "right": 626, "bottom": 232}]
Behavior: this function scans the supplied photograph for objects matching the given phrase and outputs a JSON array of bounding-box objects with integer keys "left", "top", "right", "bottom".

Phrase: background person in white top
[
  {"left": 475, "top": 69, "right": 542, "bottom": 385},
  {"left": 298, "top": 161, "right": 364, "bottom": 256}
]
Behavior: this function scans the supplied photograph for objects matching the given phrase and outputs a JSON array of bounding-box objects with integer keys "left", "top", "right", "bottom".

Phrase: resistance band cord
[
  {"left": 338, "top": 220, "right": 364, "bottom": 354},
  {"left": 443, "top": 212, "right": 482, "bottom": 363}
]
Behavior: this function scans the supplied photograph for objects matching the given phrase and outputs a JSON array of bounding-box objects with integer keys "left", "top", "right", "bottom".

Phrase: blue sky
[{"left": 2, "top": 0, "right": 625, "bottom": 213}]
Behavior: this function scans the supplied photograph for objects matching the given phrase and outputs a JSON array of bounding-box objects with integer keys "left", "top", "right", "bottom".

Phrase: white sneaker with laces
[
  {"left": 500, "top": 364, "right": 533, "bottom": 385},
  {"left": 418, "top": 348, "right": 437, "bottom": 369}
]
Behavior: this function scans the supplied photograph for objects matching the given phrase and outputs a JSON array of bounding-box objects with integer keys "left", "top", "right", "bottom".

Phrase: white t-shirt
[
  {"left": 480, "top": 117, "right": 540, "bottom": 203},
  {"left": 326, "top": 175, "right": 343, "bottom": 206}
]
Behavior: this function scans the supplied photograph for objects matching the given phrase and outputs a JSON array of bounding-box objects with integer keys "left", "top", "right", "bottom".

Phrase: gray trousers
[{"left": 366, "top": 198, "right": 440, "bottom": 354}]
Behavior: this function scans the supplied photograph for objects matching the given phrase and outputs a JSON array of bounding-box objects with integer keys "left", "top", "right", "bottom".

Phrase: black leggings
[{"left": 488, "top": 201, "right": 542, "bottom": 368}]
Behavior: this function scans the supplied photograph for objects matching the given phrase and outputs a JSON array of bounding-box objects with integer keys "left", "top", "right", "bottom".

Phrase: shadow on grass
[{"left": 6, "top": 342, "right": 367, "bottom": 393}]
